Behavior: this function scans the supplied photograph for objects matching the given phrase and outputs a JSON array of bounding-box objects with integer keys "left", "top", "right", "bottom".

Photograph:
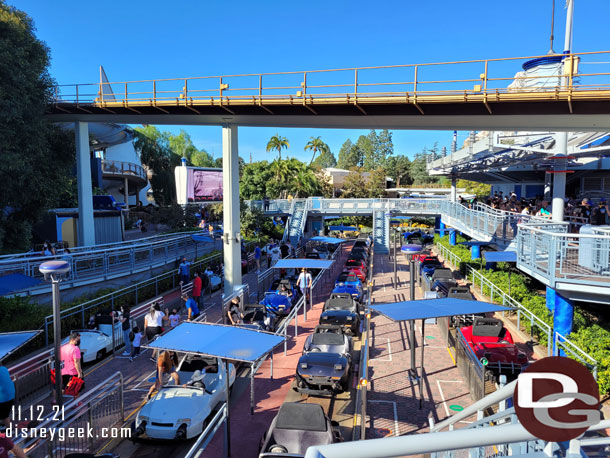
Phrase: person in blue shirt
[
  {"left": 182, "top": 293, "right": 200, "bottom": 321},
  {"left": 254, "top": 245, "right": 261, "bottom": 272},
  {"left": 178, "top": 257, "right": 191, "bottom": 285},
  {"left": 0, "top": 363, "right": 15, "bottom": 430}
]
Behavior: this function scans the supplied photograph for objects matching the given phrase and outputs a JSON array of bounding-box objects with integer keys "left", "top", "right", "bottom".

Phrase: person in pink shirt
[{"left": 60, "top": 332, "right": 84, "bottom": 390}]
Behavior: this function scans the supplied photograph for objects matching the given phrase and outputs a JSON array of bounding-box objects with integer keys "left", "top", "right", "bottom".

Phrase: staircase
[
  {"left": 373, "top": 210, "right": 389, "bottom": 253},
  {"left": 284, "top": 199, "right": 308, "bottom": 245}
]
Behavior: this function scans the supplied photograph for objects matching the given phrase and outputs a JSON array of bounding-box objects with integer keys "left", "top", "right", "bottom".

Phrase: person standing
[
  {"left": 297, "top": 268, "right": 312, "bottom": 300},
  {"left": 0, "top": 363, "right": 15, "bottom": 431},
  {"left": 183, "top": 293, "right": 200, "bottom": 321},
  {"left": 263, "top": 196, "right": 270, "bottom": 212},
  {"left": 227, "top": 297, "right": 243, "bottom": 325},
  {"left": 168, "top": 309, "right": 181, "bottom": 328},
  {"left": 270, "top": 244, "right": 280, "bottom": 267},
  {"left": 120, "top": 305, "right": 131, "bottom": 356},
  {"left": 254, "top": 245, "right": 261, "bottom": 272},
  {"left": 280, "top": 242, "right": 289, "bottom": 259},
  {"left": 178, "top": 257, "right": 191, "bottom": 285},
  {"left": 144, "top": 304, "right": 165, "bottom": 361},
  {"left": 591, "top": 199, "right": 608, "bottom": 226},
  {"left": 60, "top": 332, "right": 84, "bottom": 391},
  {"left": 0, "top": 433, "right": 27, "bottom": 458},
  {"left": 129, "top": 327, "right": 144, "bottom": 362},
  {"left": 192, "top": 271, "right": 203, "bottom": 309}
]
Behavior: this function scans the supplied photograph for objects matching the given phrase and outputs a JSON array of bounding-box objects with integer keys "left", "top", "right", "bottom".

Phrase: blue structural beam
[
  {"left": 449, "top": 229, "right": 457, "bottom": 246},
  {"left": 546, "top": 286, "right": 574, "bottom": 337},
  {"left": 438, "top": 218, "right": 446, "bottom": 237}
]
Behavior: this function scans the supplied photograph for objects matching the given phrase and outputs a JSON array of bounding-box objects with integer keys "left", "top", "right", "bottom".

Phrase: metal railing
[
  {"left": 554, "top": 331, "right": 598, "bottom": 380},
  {"left": 101, "top": 159, "right": 147, "bottom": 181},
  {"left": 183, "top": 403, "right": 228, "bottom": 458},
  {"left": 52, "top": 51, "right": 610, "bottom": 112},
  {"left": 245, "top": 199, "right": 293, "bottom": 214},
  {"left": 14, "top": 372, "right": 126, "bottom": 457}
]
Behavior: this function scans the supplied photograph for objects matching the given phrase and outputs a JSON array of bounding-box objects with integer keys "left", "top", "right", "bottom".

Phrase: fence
[
  {"left": 555, "top": 331, "right": 598, "bottom": 380},
  {"left": 183, "top": 403, "right": 229, "bottom": 458},
  {"left": 454, "top": 327, "right": 487, "bottom": 401},
  {"left": 14, "top": 372, "right": 125, "bottom": 458}
]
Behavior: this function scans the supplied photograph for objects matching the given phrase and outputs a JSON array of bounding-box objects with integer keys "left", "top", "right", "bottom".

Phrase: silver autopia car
[{"left": 258, "top": 402, "right": 342, "bottom": 457}]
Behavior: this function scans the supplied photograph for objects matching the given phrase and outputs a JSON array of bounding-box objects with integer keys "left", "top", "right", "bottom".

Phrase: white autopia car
[
  {"left": 134, "top": 355, "right": 236, "bottom": 440},
  {"left": 61, "top": 312, "right": 125, "bottom": 363}
]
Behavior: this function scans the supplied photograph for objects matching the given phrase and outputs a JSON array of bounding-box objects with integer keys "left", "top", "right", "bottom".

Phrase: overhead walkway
[
  {"left": 250, "top": 197, "right": 610, "bottom": 302},
  {"left": 47, "top": 51, "right": 610, "bottom": 131}
]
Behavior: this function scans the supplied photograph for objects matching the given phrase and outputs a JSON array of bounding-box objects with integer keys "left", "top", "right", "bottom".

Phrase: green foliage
[
  {"left": 304, "top": 136, "right": 329, "bottom": 165},
  {"left": 336, "top": 130, "right": 393, "bottom": 172},
  {"left": 148, "top": 205, "right": 198, "bottom": 230},
  {"left": 266, "top": 134, "right": 289, "bottom": 161},
  {"left": 368, "top": 168, "right": 387, "bottom": 198},
  {"left": 0, "top": 4, "right": 77, "bottom": 251},
  {"left": 134, "top": 126, "right": 181, "bottom": 205},
  {"left": 385, "top": 155, "right": 411, "bottom": 186},
  {"left": 341, "top": 168, "right": 368, "bottom": 198},
  {"left": 240, "top": 158, "right": 321, "bottom": 199},
  {"left": 410, "top": 149, "right": 440, "bottom": 185},
  {"left": 457, "top": 179, "right": 491, "bottom": 198},
  {"left": 336, "top": 139, "right": 361, "bottom": 169},
  {"left": 311, "top": 148, "right": 337, "bottom": 169}
]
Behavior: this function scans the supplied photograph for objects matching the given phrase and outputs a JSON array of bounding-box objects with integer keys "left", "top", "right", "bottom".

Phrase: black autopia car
[{"left": 319, "top": 309, "right": 361, "bottom": 337}]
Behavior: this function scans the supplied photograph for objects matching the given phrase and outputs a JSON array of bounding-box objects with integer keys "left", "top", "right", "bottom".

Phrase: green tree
[
  {"left": 337, "top": 139, "right": 362, "bottom": 169},
  {"left": 342, "top": 168, "right": 368, "bottom": 198},
  {"left": 304, "top": 136, "right": 329, "bottom": 166},
  {"left": 385, "top": 155, "right": 411, "bottom": 186},
  {"left": 266, "top": 134, "right": 289, "bottom": 161},
  {"left": 0, "top": 3, "right": 77, "bottom": 251},
  {"left": 410, "top": 149, "right": 440, "bottom": 185},
  {"left": 311, "top": 148, "right": 337, "bottom": 169},
  {"left": 368, "top": 168, "right": 387, "bottom": 198},
  {"left": 134, "top": 126, "right": 181, "bottom": 205},
  {"left": 240, "top": 161, "right": 275, "bottom": 200},
  {"left": 457, "top": 179, "right": 491, "bottom": 198}
]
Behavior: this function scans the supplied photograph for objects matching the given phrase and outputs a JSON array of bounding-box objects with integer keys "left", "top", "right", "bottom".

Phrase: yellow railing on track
[{"left": 51, "top": 51, "right": 610, "bottom": 112}]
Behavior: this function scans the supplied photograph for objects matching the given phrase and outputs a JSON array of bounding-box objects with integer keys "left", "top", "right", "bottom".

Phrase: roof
[
  {"left": 0, "top": 273, "right": 43, "bottom": 295},
  {"left": 483, "top": 251, "right": 517, "bottom": 263},
  {"left": 143, "top": 321, "right": 284, "bottom": 363},
  {"left": 371, "top": 298, "right": 514, "bottom": 321},
  {"left": 273, "top": 259, "right": 334, "bottom": 270},
  {"left": 309, "top": 236, "right": 346, "bottom": 244},
  {"left": 191, "top": 234, "right": 214, "bottom": 243},
  {"left": 0, "top": 331, "right": 41, "bottom": 361}
]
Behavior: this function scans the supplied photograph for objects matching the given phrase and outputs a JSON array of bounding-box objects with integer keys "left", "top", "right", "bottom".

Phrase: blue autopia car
[
  {"left": 335, "top": 271, "right": 362, "bottom": 289},
  {"left": 421, "top": 262, "right": 443, "bottom": 278},
  {"left": 332, "top": 284, "right": 363, "bottom": 303},
  {"left": 261, "top": 293, "right": 293, "bottom": 316},
  {"left": 268, "top": 278, "right": 299, "bottom": 305}
]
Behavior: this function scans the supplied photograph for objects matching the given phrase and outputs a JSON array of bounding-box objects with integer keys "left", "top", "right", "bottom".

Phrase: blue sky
[{"left": 12, "top": 0, "right": 610, "bottom": 163}]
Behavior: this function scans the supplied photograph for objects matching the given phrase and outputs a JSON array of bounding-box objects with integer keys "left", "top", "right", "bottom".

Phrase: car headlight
[
  {"left": 346, "top": 316, "right": 353, "bottom": 321},
  {"left": 176, "top": 418, "right": 191, "bottom": 426},
  {"left": 334, "top": 364, "right": 343, "bottom": 371}
]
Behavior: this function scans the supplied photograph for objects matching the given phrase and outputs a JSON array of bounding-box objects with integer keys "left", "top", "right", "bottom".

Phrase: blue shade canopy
[
  {"left": 483, "top": 251, "right": 517, "bottom": 263},
  {"left": 459, "top": 241, "right": 492, "bottom": 247},
  {"left": 273, "top": 259, "right": 334, "bottom": 270},
  {"left": 144, "top": 322, "right": 284, "bottom": 363},
  {"left": 371, "top": 298, "right": 514, "bottom": 322},
  {"left": 191, "top": 234, "right": 214, "bottom": 243},
  {"left": 328, "top": 226, "right": 357, "bottom": 231},
  {"left": 309, "top": 236, "right": 345, "bottom": 244},
  {"left": 0, "top": 331, "right": 41, "bottom": 361},
  {"left": 0, "top": 273, "right": 43, "bottom": 295}
]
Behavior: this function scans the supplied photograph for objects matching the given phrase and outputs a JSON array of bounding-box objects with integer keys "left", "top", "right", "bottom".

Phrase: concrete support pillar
[
  {"left": 75, "top": 122, "right": 95, "bottom": 246},
  {"left": 450, "top": 177, "right": 457, "bottom": 203},
  {"left": 552, "top": 133, "right": 568, "bottom": 223},
  {"left": 449, "top": 229, "right": 456, "bottom": 246},
  {"left": 222, "top": 125, "right": 242, "bottom": 295},
  {"left": 546, "top": 286, "right": 574, "bottom": 338},
  {"left": 123, "top": 177, "right": 129, "bottom": 209}
]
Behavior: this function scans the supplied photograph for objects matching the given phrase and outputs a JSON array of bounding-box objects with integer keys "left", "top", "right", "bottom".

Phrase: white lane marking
[
  {"left": 374, "top": 338, "right": 392, "bottom": 361},
  {"left": 436, "top": 380, "right": 471, "bottom": 423},
  {"left": 369, "top": 400, "right": 399, "bottom": 437},
  {"left": 131, "top": 370, "right": 157, "bottom": 391}
]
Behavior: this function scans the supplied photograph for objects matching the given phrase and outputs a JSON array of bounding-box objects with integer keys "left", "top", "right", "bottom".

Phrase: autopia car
[
  {"left": 258, "top": 402, "right": 342, "bottom": 456},
  {"left": 134, "top": 355, "right": 236, "bottom": 440},
  {"left": 295, "top": 325, "right": 352, "bottom": 395}
]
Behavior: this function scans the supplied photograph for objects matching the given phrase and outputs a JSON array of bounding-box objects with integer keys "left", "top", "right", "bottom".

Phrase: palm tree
[
  {"left": 304, "top": 136, "right": 328, "bottom": 166},
  {"left": 266, "top": 134, "right": 289, "bottom": 161},
  {"left": 270, "top": 158, "right": 291, "bottom": 192}
]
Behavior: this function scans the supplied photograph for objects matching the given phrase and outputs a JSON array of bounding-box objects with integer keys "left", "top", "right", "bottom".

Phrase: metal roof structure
[
  {"left": 144, "top": 321, "right": 284, "bottom": 363},
  {"left": 371, "top": 298, "right": 513, "bottom": 322},
  {"left": 0, "top": 331, "right": 41, "bottom": 361},
  {"left": 483, "top": 251, "right": 517, "bottom": 263},
  {"left": 273, "top": 259, "right": 335, "bottom": 270}
]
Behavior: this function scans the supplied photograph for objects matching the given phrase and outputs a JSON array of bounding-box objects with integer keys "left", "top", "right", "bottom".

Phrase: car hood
[
  {"left": 320, "top": 309, "right": 357, "bottom": 322},
  {"left": 298, "top": 353, "right": 348, "bottom": 374},
  {"left": 141, "top": 388, "right": 209, "bottom": 421}
]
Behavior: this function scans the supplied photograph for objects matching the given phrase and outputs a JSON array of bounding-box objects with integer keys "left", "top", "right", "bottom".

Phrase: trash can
[{"left": 578, "top": 225, "right": 594, "bottom": 270}]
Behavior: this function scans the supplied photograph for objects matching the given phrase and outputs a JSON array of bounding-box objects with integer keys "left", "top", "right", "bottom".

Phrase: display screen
[{"left": 187, "top": 169, "right": 223, "bottom": 202}]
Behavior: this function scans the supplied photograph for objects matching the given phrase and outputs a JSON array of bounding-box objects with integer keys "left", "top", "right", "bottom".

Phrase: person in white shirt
[
  {"left": 168, "top": 309, "right": 180, "bottom": 328},
  {"left": 129, "top": 327, "right": 144, "bottom": 361},
  {"left": 297, "top": 268, "right": 312, "bottom": 299}
]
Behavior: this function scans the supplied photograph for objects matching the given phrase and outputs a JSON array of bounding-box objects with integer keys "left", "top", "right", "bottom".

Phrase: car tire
[{"left": 96, "top": 349, "right": 106, "bottom": 361}]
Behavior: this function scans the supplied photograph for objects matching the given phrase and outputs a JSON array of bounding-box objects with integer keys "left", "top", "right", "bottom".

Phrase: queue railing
[{"left": 13, "top": 372, "right": 126, "bottom": 457}]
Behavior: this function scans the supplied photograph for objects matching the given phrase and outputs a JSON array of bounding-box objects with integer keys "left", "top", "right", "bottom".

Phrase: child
[
  {"left": 169, "top": 309, "right": 180, "bottom": 328},
  {"left": 129, "top": 327, "right": 143, "bottom": 361}
]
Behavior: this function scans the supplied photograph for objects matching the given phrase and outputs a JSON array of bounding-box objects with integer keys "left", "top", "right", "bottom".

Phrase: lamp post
[
  {"left": 39, "top": 260, "right": 71, "bottom": 407},
  {"left": 401, "top": 244, "right": 423, "bottom": 385}
]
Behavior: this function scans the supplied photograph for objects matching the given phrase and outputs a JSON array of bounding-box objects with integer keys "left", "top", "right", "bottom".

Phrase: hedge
[{"left": 435, "top": 234, "right": 610, "bottom": 396}]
